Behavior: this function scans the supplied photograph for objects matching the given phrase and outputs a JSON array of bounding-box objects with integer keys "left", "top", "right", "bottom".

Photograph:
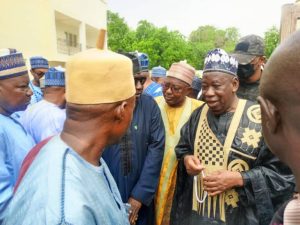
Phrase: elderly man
[
  {"left": 29, "top": 56, "right": 49, "bottom": 104},
  {"left": 21, "top": 67, "right": 66, "bottom": 144},
  {"left": 258, "top": 31, "right": 300, "bottom": 225},
  {"left": 170, "top": 48, "right": 295, "bottom": 225},
  {"left": 3, "top": 48, "right": 136, "bottom": 224},
  {"left": 0, "top": 49, "right": 35, "bottom": 222},
  {"left": 103, "top": 52, "right": 165, "bottom": 225},
  {"left": 232, "top": 35, "right": 266, "bottom": 102},
  {"left": 155, "top": 61, "right": 203, "bottom": 225}
]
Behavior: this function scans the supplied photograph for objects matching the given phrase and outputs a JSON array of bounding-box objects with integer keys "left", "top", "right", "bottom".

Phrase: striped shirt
[{"left": 284, "top": 194, "right": 300, "bottom": 225}]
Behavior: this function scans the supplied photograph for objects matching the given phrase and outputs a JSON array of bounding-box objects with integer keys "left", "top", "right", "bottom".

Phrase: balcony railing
[{"left": 57, "top": 38, "right": 81, "bottom": 55}]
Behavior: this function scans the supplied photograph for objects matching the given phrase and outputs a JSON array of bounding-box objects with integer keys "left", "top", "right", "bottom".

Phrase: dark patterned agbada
[{"left": 170, "top": 100, "right": 295, "bottom": 225}]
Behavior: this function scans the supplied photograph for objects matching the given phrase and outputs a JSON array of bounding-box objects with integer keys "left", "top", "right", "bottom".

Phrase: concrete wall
[
  {"left": 280, "top": 3, "right": 300, "bottom": 42},
  {"left": 52, "top": 0, "right": 107, "bottom": 30},
  {"left": 0, "top": 0, "right": 57, "bottom": 60},
  {"left": 0, "top": 0, "right": 107, "bottom": 63}
]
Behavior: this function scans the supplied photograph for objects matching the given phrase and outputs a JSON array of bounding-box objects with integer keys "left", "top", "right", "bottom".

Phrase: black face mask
[{"left": 237, "top": 64, "right": 255, "bottom": 80}]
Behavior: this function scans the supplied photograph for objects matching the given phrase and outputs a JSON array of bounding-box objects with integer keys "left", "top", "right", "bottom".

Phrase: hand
[
  {"left": 184, "top": 155, "right": 204, "bottom": 176},
  {"left": 203, "top": 170, "right": 244, "bottom": 196},
  {"left": 128, "top": 197, "right": 142, "bottom": 225}
]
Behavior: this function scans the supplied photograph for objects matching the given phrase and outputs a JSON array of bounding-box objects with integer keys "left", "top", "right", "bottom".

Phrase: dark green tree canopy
[{"left": 107, "top": 11, "right": 279, "bottom": 70}]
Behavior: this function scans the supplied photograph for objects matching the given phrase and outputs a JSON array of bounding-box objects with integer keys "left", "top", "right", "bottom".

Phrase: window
[{"left": 65, "top": 32, "right": 77, "bottom": 47}]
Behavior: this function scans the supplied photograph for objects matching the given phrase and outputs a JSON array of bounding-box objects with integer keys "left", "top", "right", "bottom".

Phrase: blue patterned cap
[
  {"left": 45, "top": 66, "right": 65, "bottom": 86},
  {"left": 191, "top": 76, "right": 202, "bottom": 91},
  {"left": 30, "top": 56, "right": 49, "bottom": 69},
  {"left": 0, "top": 48, "right": 28, "bottom": 80},
  {"left": 151, "top": 66, "right": 166, "bottom": 77},
  {"left": 203, "top": 48, "right": 238, "bottom": 76},
  {"left": 137, "top": 52, "right": 149, "bottom": 71}
]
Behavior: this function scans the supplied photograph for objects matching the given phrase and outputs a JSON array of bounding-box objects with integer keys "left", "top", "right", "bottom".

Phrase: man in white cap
[
  {"left": 155, "top": 61, "right": 203, "bottom": 225},
  {"left": 4, "top": 47, "right": 136, "bottom": 224},
  {"left": 171, "top": 49, "right": 294, "bottom": 225},
  {"left": 0, "top": 49, "right": 35, "bottom": 222},
  {"left": 21, "top": 67, "right": 66, "bottom": 144}
]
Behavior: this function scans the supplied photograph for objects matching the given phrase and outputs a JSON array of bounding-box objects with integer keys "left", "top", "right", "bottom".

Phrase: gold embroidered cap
[
  {"left": 66, "top": 49, "right": 135, "bottom": 104},
  {"left": 0, "top": 48, "right": 28, "bottom": 80},
  {"left": 167, "top": 61, "right": 195, "bottom": 86}
]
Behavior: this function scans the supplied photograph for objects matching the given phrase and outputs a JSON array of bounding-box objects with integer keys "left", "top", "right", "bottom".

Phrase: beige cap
[
  {"left": 66, "top": 49, "right": 135, "bottom": 104},
  {"left": 167, "top": 61, "right": 195, "bottom": 85}
]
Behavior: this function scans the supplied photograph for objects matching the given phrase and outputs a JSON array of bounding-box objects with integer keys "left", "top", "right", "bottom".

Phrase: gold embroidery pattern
[
  {"left": 196, "top": 119, "right": 224, "bottom": 167},
  {"left": 247, "top": 105, "right": 261, "bottom": 124},
  {"left": 241, "top": 128, "right": 262, "bottom": 149},
  {"left": 225, "top": 159, "right": 249, "bottom": 208},
  {"left": 194, "top": 117, "right": 226, "bottom": 221}
]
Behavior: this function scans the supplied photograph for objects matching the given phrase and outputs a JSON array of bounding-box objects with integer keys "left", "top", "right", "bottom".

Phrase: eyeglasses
[
  {"left": 162, "top": 82, "right": 188, "bottom": 94},
  {"left": 134, "top": 77, "right": 147, "bottom": 86}
]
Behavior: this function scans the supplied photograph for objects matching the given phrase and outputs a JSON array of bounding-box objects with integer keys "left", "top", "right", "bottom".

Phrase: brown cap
[{"left": 167, "top": 61, "right": 195, "bottom": 85}]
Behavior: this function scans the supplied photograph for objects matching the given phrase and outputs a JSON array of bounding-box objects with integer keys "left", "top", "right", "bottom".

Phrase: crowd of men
[{"left": 0, "top": 31, "right": 299, "bottom": 225}]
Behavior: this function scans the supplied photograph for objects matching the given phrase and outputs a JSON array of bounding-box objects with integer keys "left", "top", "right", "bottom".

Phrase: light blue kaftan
[
  {"left": 29, "top": 81, "right": 43, "bottom": 104},
  {"left": 3, "top": 136, "right": 130, "bottom": 225},
  {"left": 143, "top": 82, "right": 163, "bottom": 97},
  {"left": 0, "top": 114, "right": 35, "bottom": 222},
  {"left": 21, "top": 100, "right": 66, "bottom": 144}
]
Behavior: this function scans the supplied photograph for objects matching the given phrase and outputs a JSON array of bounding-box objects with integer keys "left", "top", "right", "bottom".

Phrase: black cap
[
  {"left": 231, "top": 34, "right": 265, "bottom": 65},
  {"left": 119, "top": 52, "right": 142, "bottom": 75}
]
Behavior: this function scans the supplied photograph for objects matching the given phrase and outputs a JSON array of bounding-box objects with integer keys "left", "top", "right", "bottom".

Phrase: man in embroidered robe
[
  {"left": 0, "top": 49, "right": 35, "bottom": 222},
  {"left": 103, "top": 52, "right": 165, "bottom": 225},
  {"left": 21, "top": 67, "right": 66, "bottom": 144},
  {"left": 170, "top": 48, "right": 295, "bottom": 225},
  {"left": 258, "top": 30, "right": 300, "bottom": 225},
  {"left": 155, "top": 61, "right": 203, "bottom": 225},
  {"left": 29, "top": 56, "right": 49, "bottom": 104},
  {"left": 3, "top": 46, "right": 136, "bottom": 224}
]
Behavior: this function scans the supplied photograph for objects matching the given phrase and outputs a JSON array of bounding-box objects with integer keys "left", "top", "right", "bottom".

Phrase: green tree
[
  {"left": 188, "top": 26, "right": 240, "bottom": 69},
  {"left": 107, "top": 11, "right": 134, "bottom": 51},
  {"left": 132, "top": 21, "right": 191, "bottom": 68},
  {"left": 264, "top": 26, "right": 279, "bottom": 58},
  {"left": 107, "top": 12, "right": 240, "bottom": 70}
]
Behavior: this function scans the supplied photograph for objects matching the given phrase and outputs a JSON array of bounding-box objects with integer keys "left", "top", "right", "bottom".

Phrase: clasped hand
[{"left": 184, "top": 155, "right": 244, "bottom": 196}]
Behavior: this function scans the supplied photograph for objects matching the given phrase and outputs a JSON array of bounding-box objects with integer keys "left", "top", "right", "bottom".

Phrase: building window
[{"left": 65, "top": 32, "right": 77, "bottom": 47}]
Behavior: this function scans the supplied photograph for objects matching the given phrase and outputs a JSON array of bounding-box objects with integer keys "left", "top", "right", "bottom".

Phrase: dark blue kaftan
[{"left": 103, "top": 94, "right": 165, "bottom": 225}]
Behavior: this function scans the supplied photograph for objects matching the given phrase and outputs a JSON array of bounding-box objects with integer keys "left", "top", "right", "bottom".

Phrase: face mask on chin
[{"left": 237, "top": 63, "right": 255, "bottom": 80}]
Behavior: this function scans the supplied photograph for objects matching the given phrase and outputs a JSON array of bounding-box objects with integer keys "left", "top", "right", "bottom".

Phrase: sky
[{"left": 108, "top": 0, "right": 295, "bottom": 37}]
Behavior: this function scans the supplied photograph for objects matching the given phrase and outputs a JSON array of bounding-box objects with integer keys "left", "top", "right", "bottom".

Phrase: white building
[{"left": 0, "top": 0, "right": 107, "bottom": 65}]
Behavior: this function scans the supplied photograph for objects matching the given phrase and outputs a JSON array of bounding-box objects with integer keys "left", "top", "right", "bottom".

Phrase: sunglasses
[{"left": 134, "top": 77, "right": 147, "bottom": 85}]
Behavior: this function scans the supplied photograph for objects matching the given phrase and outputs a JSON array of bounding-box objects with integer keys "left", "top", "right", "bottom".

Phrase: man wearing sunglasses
[
  {"left": 232, "top": 35, "right": 266, "bottom": 102},
  {"left": 155, "top": 61, "right": 203, "bottom": 225},
  {"left": 103, "top": 52, "right": 165, "bottom": 225}
]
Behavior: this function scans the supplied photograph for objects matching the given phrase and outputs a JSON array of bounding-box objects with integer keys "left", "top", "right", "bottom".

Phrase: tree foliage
[
  {"left": 264, "top": 26, "right": 279, "bottom": 58},
  {"left": 109, "top": 11, "right": 284, "bottom": 70},
  {"left": 107, "top": 11, "right": 134, "bottom": 52},
  {"left": 188, "top": 26, "right": 240, "bottom": 68}
]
